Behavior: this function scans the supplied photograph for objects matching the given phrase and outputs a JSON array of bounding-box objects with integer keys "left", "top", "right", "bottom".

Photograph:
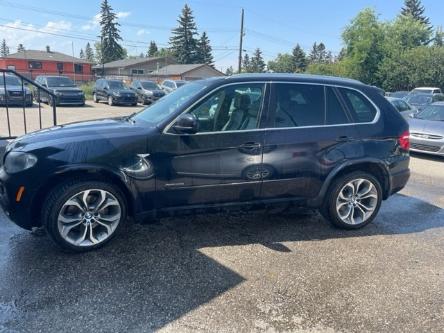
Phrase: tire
[
  {"left": 108, "top": 96, "right": 114, "bottom": 106},
  {"left": 320, "top": 171, "right": 382, "bottom": 229},
  {"left": 93, "top": 93, "right": 98, "bottom": 103},
  {"left": 42, "top": 179, "right": 127, "bottom": 252}
]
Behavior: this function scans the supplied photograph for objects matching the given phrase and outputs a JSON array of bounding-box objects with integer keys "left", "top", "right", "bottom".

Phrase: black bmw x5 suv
[{"left": 0, "top": 74, "right": 410, "bottom": 252}]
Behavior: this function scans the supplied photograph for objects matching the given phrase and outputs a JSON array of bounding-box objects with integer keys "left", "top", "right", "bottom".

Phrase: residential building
[
  {"left": 92, "top": 57, "right": 176, "bottom": 78},
  {"left": 148, "top": 64, "right": 225, "bottom": 81}
]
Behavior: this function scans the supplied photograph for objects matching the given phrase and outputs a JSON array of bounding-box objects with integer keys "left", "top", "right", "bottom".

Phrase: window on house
[
  {"left": 131, "top": 69, "right": 144, "bottom": 75},
  {"left": 56, "top": 63, "right": 64, "bottom": 72},
  {"left": 74, "top": 64, "right": 83, "bottom": 74},
  {"left": 28, "top": 61, "right": 42, "bottom": 69}
]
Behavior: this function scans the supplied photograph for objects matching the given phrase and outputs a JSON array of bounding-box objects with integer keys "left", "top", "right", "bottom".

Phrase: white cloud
[
  {"left": 81, "top": 11, "right": 130, "bottom": 31},
  {"left": 0, "top": 20, "right": 73, "bottom": 52},
  {"left": 136, "top": 29, "right": 150, "bottom": 36}
]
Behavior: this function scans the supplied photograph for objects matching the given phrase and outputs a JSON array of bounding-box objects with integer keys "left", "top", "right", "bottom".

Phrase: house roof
[
  {"left": 92, "top": 57, "right": 171, "bottom": 69},
  {"left": 150, "top": 64, "right": 223, "bottom": 76},
  {"left": 4, "top": 50, "right": 92, "bottom": 64}
]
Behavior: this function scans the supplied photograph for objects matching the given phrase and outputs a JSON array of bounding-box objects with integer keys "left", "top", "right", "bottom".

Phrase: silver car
[
  {"left": 386, "top": 96, "right": 417, "bottom": 118},
  {"left": 408, "top": 102, "right": 444, "bottom": 156}
]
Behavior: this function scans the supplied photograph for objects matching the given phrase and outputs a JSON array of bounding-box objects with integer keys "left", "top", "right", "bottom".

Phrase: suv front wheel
[
  {"left": 42, "top": 179, "right": 127, "bottom": 252},
  {"left": 321, "top": 171, "right": 382, "bottom": 229}
]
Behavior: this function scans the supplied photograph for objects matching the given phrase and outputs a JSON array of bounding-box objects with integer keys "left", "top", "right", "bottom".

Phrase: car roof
[
  {"left": 413, "top": 87, "right": 440, "bottom": 90},
  {"left": 199, "top": 73, "right": 366, "bottom": 88}
]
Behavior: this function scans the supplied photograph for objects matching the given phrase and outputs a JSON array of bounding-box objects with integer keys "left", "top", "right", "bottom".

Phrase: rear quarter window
[{"left": 339, "top": 88, "right": 378, "bottom": 123}]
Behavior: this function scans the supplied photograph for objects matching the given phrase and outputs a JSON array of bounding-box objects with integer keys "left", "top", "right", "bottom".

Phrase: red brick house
[{"left": 0, "top": 48, "right": 93, "bottom": 82}]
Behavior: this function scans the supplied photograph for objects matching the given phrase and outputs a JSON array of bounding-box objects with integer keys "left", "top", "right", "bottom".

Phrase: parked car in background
[
  {"left": 408, "top": 102, "right": 444, "bottom": 156},
  {"left": 93, "top": 79, "right": 138, "bottom": 106},
  {"left": 160, "top": 79, "right": 187, "bottom": 93},
  {"left": 34, "top": 76, "right": 85, "bottom": 106},
  {"left": 386, "top": 96, "right": 417, "bottom": 118},
  {"left": 130, "top": 80, "right": 165, "bottom": 105},
  {"left": 0, "top": 74, "right": 33, "bottom": 107},
  {"left": 0, "top": 74, "right": 410, "bottom": 252},
  {"left": 404, "top": 93, "right": 444, "bottom": 111},
  {"left": 386, "top": 91, "right": 409, "bottom": 99},
  {"left": 410, "top": 87, "right": 442, "bottom": 95}
]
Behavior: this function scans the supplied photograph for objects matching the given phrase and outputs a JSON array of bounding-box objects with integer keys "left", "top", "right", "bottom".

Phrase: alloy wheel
[
  {"left": 57, "top": 189, "right": 122, "bottom": 247},
  {"left": 335, "top": 178, "right": 378, "bottom": 225}
]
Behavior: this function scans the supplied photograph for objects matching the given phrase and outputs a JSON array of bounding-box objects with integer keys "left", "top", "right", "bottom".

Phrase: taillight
[{"left": 398, "top": 130, "right": 410, "bottom": 150}]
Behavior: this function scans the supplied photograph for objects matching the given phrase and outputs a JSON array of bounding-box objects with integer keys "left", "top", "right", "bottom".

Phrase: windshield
[
  {"left": 141, "top": 81, "right": 160, "bottom": 90},
  {"left": 416, "top": 105, "right": 444, "bottom": 121},
  {"left": 405, "top": 94, "right": 432, "bottom": 105},
  {"left": 46, "top": 77, "right": 75, "bottom": 87},
  {"left": 132, "top": 81, "right": 208, "bottom": 124},
  {"left": 412, "top": 88, "right": 434, "bottom": 94},
  {"left": 0, "top": 76, "right": 21, "bottom": 86},
  {"left": 176, "top": 81, "right": 186, "bottom": 87},
  {"left": 109, "top": 81, "right": 125, "bottom": 89}
]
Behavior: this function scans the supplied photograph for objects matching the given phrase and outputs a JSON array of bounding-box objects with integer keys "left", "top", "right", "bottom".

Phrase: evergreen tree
[
  {"left": 169, "top": 4, "right": 199, "bottom": 64},
  {"left": 147, "top": 41, "right": 158, "bottom": 57},
  {"left": 85, "top": 42, "right": 95, "bottom": 63},
  {"left": 17, "top": 44, "right": 25, "bottom": 52},
  {"left": 99, "top": 0, "right": 125, "bottom": 63},
  {"left": 434, "top": 26, "right": 444, "bottom": 47},
  {"left": 196, "top": 32, "right": 214, "bottom": 66},
  {"left": 0, "top": 39, "right": 9, "bottom": 57},
  {"left": 309, "top": 42, "right": 319, "bottom": 63},
  {"left": 292, "top": 44, "right": 307, "bottom": 72},
  {"left": 401, "top": 0, "right": 431, "bottom": 30},
  {"left": 94, "top": 42, "right": 103, "bottom": 64},
  {"left": 225, "top": 66, "right": 234, "bottom": 76},
  {"left": 242, "top": 53, "right": 252, "bottom": 73},
  {"left": 250, "top": 48, "right": 266, "bottom": 73},
  {"left": 79, "top": 48, "right": 85, "bottom": 59},
  {"left": 317, "top": 42, "right": 327, "bottom": 63}
]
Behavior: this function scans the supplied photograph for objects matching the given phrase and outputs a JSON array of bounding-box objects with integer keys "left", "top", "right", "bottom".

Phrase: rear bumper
[{"left": 388, "top": 168, "right": 410, "bottom": 196}]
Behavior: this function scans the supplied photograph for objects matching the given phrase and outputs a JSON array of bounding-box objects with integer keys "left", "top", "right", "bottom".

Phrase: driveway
[{"left": 0, "top": 137, "right": 443, "bottom": 331}]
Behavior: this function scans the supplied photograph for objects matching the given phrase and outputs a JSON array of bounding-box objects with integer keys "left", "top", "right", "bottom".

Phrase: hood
[
  {"left": 8, "top": 117, "right": 153, "bottom": 152},
  {"left": 408, "top": 117, "right": 444, "bottom": 136},
  {"left": 48, "top": 86, "right": 83, "bottom": 93}
]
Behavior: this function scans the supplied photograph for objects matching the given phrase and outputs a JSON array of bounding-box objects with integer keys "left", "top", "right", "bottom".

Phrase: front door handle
[{"left": 239, "top": 142, "right": 262, "bottom": 149}]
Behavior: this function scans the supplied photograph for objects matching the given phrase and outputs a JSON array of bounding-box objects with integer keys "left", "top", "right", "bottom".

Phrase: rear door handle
[{"left": 336, "top": 136, "right": 351, "bottom": 142}]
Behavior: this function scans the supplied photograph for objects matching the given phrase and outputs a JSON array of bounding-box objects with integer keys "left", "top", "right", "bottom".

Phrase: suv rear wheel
[
  {"left": 321, "top": 171, "right": 382, "bottom": 229},
  {"left": 42, "top": 179, "right": 127, "bottom": 252}
]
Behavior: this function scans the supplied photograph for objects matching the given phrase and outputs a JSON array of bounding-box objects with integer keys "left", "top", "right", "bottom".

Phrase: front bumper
[
  {"left": 0, "top": 167, "right": 37, "bottom": 230},
  {"left": 56, "top": 94, "right": 85, "bottom": 105},
  {"left": 112, "top": 95, "right": 138, "bottom": 105},
  {"left": 0, "top": 94, "right": 33, "bottom": 106},
  {"left": 409, "top": 135, "right": 444, "bottom": 156}
]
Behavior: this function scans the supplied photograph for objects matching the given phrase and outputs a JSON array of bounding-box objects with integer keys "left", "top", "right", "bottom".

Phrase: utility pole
[{"left": 238, "top": 8, "right": 244, "bottom": 74}]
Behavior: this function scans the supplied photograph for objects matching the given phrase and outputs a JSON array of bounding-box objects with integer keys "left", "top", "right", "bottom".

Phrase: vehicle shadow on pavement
[{"left": 0, "top": 193, "right": 442, "bottom": 332}]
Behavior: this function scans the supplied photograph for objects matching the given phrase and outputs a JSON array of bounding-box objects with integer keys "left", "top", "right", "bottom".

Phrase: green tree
[
  {"left": 292, "top": 44, "right": 307, "bottom": 72},
  {"left": 17, "top": 44, "right": 25, "bottom": 52},
  {"left": 401, "top": 0, "right": 431, "bottom": 30},
  {"left": 147, "top": 41, "right": 158, "bottom": 57},
  {"left": 196, "top": 32, "right": 214, "bottom": 66},
  {"left": 250, "top": 48, "right": 266, "bottom": 73},
  {"left": 170, "top": 4, "right": 199, "bottom": 64},
  {"left": 79, "top": 48, "right": 85, "bottom": 59},
  {"left": 242, "top": 53, "right": 252, "bottom": 73},
  {"left": 99, "top": 0, "right": 125, "bottom": 63},
  {"left": 155, "top": 48, "right": 174, "bottom": 57},
  {"left": 434, "top": 26, "right": 444, "bottom": 47},
  {"left": 342, "top": 8, "right": 385, "bottom": 85},
  {"left": 267, "top": 53, "right": 295, "bottom": 73},
  {"left": 225, "top": 66, "right": 234, "bottom": 76},
  {"left": 85, "top": 42, "right": 95, "bottom": 63},
  {"left": 0, "top": 39, "right": 9, "bottom": 57}
]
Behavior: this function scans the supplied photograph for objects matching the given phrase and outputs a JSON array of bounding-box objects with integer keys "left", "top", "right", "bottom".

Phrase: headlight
[
  {"left": 144, "top": 90, "right": 153, "bottom": 96},
  {"left": 54, "top": 91, "right": 62, "bottom": 96},
  {"left": 112, "top": 91, "right": 121, "bottom": 97},
  {"left": 122, "top": 155, "right": 153, "bottom": 179},
  {"left": 4, "top": 152, "right": 38, "bottom": 174}
]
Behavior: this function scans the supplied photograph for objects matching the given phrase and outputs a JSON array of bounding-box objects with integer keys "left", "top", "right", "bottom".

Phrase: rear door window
[{"left": 339, "top": 88, "right": 377, "bottom": 123}]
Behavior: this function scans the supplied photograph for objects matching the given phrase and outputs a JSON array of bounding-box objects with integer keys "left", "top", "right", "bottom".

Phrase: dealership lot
[{"left": 0, "top": 117, "right": 442, "bottom": 333}]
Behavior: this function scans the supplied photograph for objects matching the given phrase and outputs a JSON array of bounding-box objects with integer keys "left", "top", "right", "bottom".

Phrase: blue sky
[{"left": 0, "top": 0, "right": 443, "bottom": 71}]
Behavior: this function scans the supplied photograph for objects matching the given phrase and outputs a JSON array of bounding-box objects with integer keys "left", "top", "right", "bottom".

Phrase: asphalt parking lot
[{"left": 0, "top": 104, "right": 443, "bottom": 332}]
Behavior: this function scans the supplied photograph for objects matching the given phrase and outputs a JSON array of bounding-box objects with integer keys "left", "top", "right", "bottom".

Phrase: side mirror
[
  {"left": 41, "top": 83, "right": 47, "bottom": 88},
  {"left": 172, "top": 113, "right": 199, "bottom": 134}
]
